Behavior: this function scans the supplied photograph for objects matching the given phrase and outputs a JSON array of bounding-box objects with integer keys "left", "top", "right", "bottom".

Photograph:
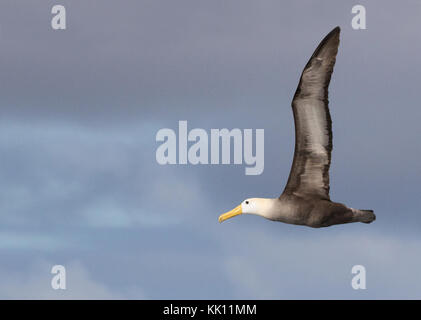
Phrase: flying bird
[{"left": 218, "top": 26, "right": 375, "bottom": 228}]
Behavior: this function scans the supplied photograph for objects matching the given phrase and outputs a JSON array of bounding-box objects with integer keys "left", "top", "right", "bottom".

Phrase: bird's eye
[{"left": 245, "top": 201, "right": 249, "bottom": 204}]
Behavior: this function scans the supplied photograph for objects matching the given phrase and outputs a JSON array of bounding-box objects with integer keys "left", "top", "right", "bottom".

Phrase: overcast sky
[{"left": 0, "top": 0, "right": 420, "bottom": 299}]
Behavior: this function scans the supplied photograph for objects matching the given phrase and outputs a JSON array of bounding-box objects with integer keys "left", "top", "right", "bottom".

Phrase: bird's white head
[{"left": 218, "top": 198, "right": 275, "bottom": 223}]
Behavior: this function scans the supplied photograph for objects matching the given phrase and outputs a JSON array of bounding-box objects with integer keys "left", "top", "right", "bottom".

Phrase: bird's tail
[
  {"left": 360, "top": 210, "right": 375, "bottom": 223},
  {"left": 352, "top": 209, "right": 376, "bottom": 224}
]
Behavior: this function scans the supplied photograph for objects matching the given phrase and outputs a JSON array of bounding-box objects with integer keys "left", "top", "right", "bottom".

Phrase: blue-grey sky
[{"left": 0, "top": 0, "right": 420, "bottom": 299}]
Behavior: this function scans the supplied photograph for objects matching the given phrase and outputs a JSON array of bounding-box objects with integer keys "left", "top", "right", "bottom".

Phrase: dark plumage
[{"left": 219, "top": 27, "right": 375, "bottom": 228}]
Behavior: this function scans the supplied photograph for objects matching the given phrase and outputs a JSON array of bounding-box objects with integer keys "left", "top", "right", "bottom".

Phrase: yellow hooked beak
[{"left": 219, "top": 205, "right": 242, "bottom": 223}]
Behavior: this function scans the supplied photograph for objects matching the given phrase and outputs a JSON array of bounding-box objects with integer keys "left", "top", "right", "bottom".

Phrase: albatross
[{"left": 218, "top": 26, "right": 375, "bottom": 228}]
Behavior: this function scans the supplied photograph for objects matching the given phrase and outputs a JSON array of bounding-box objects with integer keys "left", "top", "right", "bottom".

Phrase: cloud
[
  {"left": 0, "top": 260, "right": 145, "bottom": 299},
  {"left": 0, "top": 0, "right": 420, "bottom": 300},
  {"left": 0, "top": 120, "right": 210, "bottom": 231},
  {"left": 219, "top": 227, "right": 421, "bottom": 299},
  {"left": 0, "top": 232, "right": 63, "bottom": 251}
]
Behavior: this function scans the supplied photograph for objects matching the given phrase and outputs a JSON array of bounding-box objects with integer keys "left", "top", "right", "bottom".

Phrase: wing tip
[
  {"left": 331, "top": 26, "right": 341, "bottom": 35},
  {"left": 312, "top": 26, "right": 341, "bottom": 58},
  {"left": 325, "top": 26, "right": 341, "bottom": 40},
  {"left": 293, "top": 26, "right": 341, "bottom": 99}
]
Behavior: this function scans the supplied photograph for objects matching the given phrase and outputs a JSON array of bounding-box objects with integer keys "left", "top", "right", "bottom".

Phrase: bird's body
[
  {"left": 271, "top": 195, "right": 373, "bottom": 228},
  {"left": 218, "top": 26, "right": 375, "bottom": 228}
]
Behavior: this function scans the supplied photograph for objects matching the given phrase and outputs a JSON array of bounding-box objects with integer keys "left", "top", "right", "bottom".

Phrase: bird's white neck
[{"left": 241, "top": 198, "right": 279, "bottom": 220}]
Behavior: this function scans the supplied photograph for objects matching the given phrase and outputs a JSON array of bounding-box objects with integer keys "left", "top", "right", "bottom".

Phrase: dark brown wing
[{"left": 282, "top": 27, "right": 340, "bottom": 200}]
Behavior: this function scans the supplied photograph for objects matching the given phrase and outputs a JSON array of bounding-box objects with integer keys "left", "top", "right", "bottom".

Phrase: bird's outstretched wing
[{"left": 282, "top": 27, "right": 340, "bottom": 200}]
